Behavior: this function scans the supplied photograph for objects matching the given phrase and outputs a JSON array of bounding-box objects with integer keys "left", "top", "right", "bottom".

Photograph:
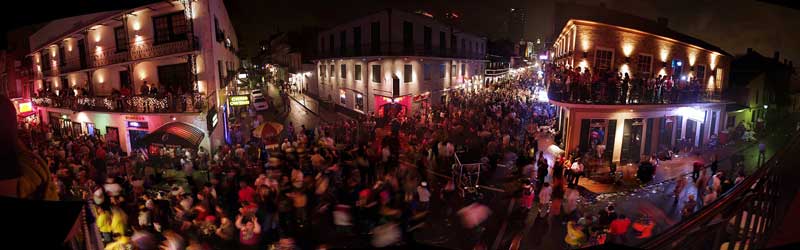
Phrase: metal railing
[
  {"left": 49, "top": 36, "right": 199, "bottom": 74},
  {"left": 637, "top": 134, "right": 800, "bottom": 250},
  {"left": 316, "top": 42, "right": 485, "bottom": 60},
  {"left": 32, "top": 92, "right": 205, "bottom": 113},
  {"left": 546, "top": 81, "right": 723, "bottom": 105}
]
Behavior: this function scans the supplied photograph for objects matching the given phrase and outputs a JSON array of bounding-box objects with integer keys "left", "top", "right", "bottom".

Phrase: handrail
[
  {"left": 316, "top": 42, "right": 485, "bottom": 60},
  {"left": 638, "top": 133, "right": 800, "bottom": 249},
  {"left": 32, "top": 93, "right": 206, "bottom": 113}
]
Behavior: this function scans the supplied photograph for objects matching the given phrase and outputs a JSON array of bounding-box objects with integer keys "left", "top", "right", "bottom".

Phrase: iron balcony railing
[
  {"left": 50, "top": 36, "right": 199, "bottom": 74},
  {"left": 637, "top": 134, "right": 800, "bottom": 250},
  {"left": 316, "top": 42, "right": 485, "bottom": 60},
  {"left": 546, "top": 80, "right": 723, "bottom": 105},
  {"left": 32, "top": 92, "right": 205, "bottom": 113}
]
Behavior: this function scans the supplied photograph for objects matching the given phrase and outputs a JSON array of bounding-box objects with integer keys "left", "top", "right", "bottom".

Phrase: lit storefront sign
[
  {"left": 18, "top": 102, "right": 33, "bottom": 113},
  {"left": 228, "top": 95, "right": 250, "bottom": 106},
  {"left": 206, "top": 107, "right": 218, "bottom": 132},
  {"left": 127, "top": 121, "right": 149, "bottom": 129},
  {"left": 125, "top": 115, "right": 146, "bottom": 121}
]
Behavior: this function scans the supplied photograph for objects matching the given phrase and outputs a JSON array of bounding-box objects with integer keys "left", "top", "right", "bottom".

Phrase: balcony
[
  {"left": 53, "top": 36, "right": 199, "bottom": 74},
  {"left": 316, "top": 42, "right": 485, "bottom": 60},
  {"left": 546, "top": 77, "right": 723, "bottom": 105},
  {"left": 32, "top": 92, "right": 205, "bottom": 113}
]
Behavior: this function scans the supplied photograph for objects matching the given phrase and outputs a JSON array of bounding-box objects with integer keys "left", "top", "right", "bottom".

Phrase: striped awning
[{"left": 142, "top": 122, "right": 205, "bottom": 149}]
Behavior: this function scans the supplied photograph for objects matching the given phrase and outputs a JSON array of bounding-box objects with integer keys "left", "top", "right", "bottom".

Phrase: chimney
[
  {"left": 774, "top": 51, "right": 780, "bottom": 61},
  {"left": 657, "top": 17, "right": 669, "bottom": 27},
  {"left": 746, "top": 48, "right": 753, "bottom": 54}
]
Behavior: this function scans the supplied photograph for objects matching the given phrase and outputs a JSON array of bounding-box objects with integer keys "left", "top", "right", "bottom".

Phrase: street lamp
[{"left": 764, "top": 104, "right": 768, "bottom": 109}]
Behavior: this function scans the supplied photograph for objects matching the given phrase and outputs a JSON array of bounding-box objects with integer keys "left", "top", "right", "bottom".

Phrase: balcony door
[
  {"left": 78, "top": 39, "right": 87, "bottom": 69},
  {"left": 158, "top": 63, "right": 191, "bottom": 94}
]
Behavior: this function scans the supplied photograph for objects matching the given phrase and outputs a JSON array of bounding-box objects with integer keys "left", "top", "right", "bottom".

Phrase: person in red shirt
[
  {"left": 238, "top": 180, "right": 255, "bottom": 204},
  {"left": 95, "top": 145, "right": 107, "bottom": 161},
  {"left": 608, "top": 214, "right": 631, "bottom": 244}
]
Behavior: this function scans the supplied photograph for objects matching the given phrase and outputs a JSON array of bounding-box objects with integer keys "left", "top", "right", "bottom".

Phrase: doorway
[
  {"left": 621, "top": 118, "right": 644, "bottom": 164},
  {"left": 129, "top": 129, "right": 149, "bottom": 151}
]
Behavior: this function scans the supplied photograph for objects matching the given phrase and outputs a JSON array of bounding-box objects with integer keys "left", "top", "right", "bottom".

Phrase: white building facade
[
  {"left": 315, "top": 9, "right": 487, "bottom": 116},
  {"left": 29, "top": 0, "right": 239, "bottom": 153}
]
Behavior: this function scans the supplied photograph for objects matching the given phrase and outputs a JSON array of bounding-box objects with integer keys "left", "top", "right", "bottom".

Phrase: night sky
[
  {"left": 226, "top": 0, "right": 800, "bottom": 63},
  {"left": 0, "top": 0, "right": 797, "bottom": 64}
]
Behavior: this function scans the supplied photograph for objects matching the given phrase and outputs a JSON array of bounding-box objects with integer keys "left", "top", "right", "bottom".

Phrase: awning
[
  {"left": 726, "top": 103, "right": 750, "bottom": 113},
  {"left": 141, "top": 122, "right": 205, "bottom": 149}
]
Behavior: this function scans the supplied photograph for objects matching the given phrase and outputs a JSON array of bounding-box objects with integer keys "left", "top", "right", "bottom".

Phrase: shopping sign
[{"left": 228, "top": 95, "right": 250, "bottom": 106}]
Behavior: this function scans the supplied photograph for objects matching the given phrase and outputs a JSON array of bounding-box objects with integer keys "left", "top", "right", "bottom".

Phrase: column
[{"left": 612, "top": 118, "right": 625, "bottom": 163}]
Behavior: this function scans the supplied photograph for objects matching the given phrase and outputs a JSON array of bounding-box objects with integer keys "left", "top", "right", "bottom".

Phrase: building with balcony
[
  {"left": 28, "top": 0, "right": 239, "bottom": 153},
  {"left": 315, "top": 9, "right": 487, "bottom": 117},
  {"left": 548, "top": 11, "right": 733, "bottom": 165}
]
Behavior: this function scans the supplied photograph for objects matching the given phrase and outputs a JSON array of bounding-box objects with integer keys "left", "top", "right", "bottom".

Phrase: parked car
[{"left": 252, "top": 96, "right": 269, "bottom": 111}]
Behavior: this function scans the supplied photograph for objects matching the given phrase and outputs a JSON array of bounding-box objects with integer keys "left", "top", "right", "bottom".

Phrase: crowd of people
[
  {"left": 32, "top": 81, "right": 202, "bottom": 113},
  {"left": 545, "top": 64, "right": 717, "bottom": 105},
  {"left": 2, "top": 62, "right": 757, "bottom": 250}
]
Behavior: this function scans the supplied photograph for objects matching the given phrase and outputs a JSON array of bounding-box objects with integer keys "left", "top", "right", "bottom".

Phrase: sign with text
[
  {"left": 125, "top": 115, "right": 146, "bottom": 121},
  {"left": 228, "top": 95, "right": 250, "bottom": 106},
  {"left": 17, "top": 102, "right": 33, "bottom": 113}
]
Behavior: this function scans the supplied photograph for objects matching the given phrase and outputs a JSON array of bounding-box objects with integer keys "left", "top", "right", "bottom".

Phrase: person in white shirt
[
  {"left": 417, "top": 182, "right": 431, "bottom": 210},
  {"left": 711, "top": 172, "right": 722, "bottom": 193},
  {"left": 538, "top": 182, "right": 553, "bottom": 217}
]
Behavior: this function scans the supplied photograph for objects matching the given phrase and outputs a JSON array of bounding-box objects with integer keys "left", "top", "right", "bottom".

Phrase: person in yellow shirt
[
  {"left": 110, "top": 206, "right": 129, "bottom": 236},
  {"left": 564, "top": 220, "right": 586, "bottom": 249},
  {"left": 104, "top": 233, "right": 132, "bottom": 250},
  {"left": 96, "top": 206, "right": 113, "bottom": 243}
]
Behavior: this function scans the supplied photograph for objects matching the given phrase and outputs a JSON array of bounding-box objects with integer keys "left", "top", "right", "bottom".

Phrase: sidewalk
[{"left": 287, "top": 91, "right": 351, "bottom": 122}]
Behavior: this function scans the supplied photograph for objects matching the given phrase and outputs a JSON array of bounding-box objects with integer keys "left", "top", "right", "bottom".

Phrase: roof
[
  {"left": 554, "top": 2, "right": 731, "bottom": 57},
  {"left": 29, "top": 11, "right": 122, "bottom": 53},
  {"left": 726, "top": 103, "right": 750, "bottom": 112}
]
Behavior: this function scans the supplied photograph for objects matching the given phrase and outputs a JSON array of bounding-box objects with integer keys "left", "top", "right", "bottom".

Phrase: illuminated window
[
  {"left": 595, "top": 48, "right": 613, "bottom": 71},
  {"left": 423, "top": 64, "right": 431, "bottom": 80},
  {"left": 371, "top": 64, "right": 381, "bottom": 83},
  {"left": 715, "top": 68, "right": 724, "bottom": 90},
  {"left": 636, "top": 55, "right": 652, "bottom": 76},
  {"left": 451, "top": 64, "right": 457, "bottom": 78},
  {"left": 355, "top": 93, "right": 364, "bottom": 111},
  {"left": 340, "top": 89, "right": 347, "bottom": 104},
  {"left": 355, "top": 64, "right": 362, "bottom": 81},
  {"left": 695, "top": 65, "right": 706, "bottom": 82},
  {"left": 404, "top": 64, "right": 412, "bottom": 83}
]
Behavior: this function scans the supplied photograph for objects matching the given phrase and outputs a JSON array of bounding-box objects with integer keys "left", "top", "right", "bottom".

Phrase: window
[
  {"left": 440, "top": 64, "right": 446, "bottom": 78},
  {"left": 439, "top": 31, "right": 446, "bottom": 53},
  {"left": 114, "top": 26, "right": 128, "bottom": 52},
  {"left": 595, "top": 49, "right": 613, "bottom": 71},
  {"left": 157, "top": 63, "right": 190, "bottom": 93},
  {"left": 423, "top": 64, "right": 431, "bottom": 80},
  {"left": 355, "top": 64, "right": 362, "bottom": 81},
  {"left": 329, "top": 34, "right": 334, "bottom": 54},
  {"left": 715, "top": 68, "right": 723, "bottom": 90},
  {"left": 451, "top": 64, "right": 456, "bottom": 78},
  {"left": 370, "top": 22, "right": 380, "bottom": 54},
  {"left": 372, "top": 65, "right": 381, "bottom": 83},
  {"left": 119, "top": 70, "right": 131, "bottom": 89},
  {"left": 340, "top": 64, "right": 346, "bottom": 78},
  {"left": 461, "top": 64, "right": 466, "bottom": 76},
  {"left": 58, "top": 45, "right": 66, "bottom": 66},
  {"left": 672, "top": 59, "right": 684, "bottom": 79},
  {"left": 355, "top": 93, "right": 364, "bottom": 111},
  {"left": 42, "top": 52, "right": 51, "bottom": 71},
  {"left": 330, "top": 65, "right": 334, "bottom": 79},
  {"left": 340, "top": 30, "right": 347, "bottom": 55},
  {"left": 319, "top": 65, "right": 325, "bottom": 78},
  {"left": 214, "top": 17, "right": 222, "bottom": 42},
  {"left": 218, "top": 60, "right": 225, "bottom": 88},
  {"left": 153, "top": 12, "right": 188, "bottom": 44},
  {"left": 461, "top": 39, "right": 465, "bottom": 54},
  {"left": 404, "top": 64, "right": 412, "bottom": 83},
  {"left": 320, "top": 37, "right": 325, "bottom": 53},
  {"left": 636, "top": 55, "right": 652, "bottom": 76},
  {"left": 403, "top": 21, "right": 413, "bottom": 52},
  {"left": 353, "top": 26, "right": 362, "bottom": 55},
  {"left": 695, "top": 65, "right": 706, "bottom": 82},
  {"left": 451, "top": 34, "right": 457, "bottom": 54},
  {"left": 340, "top": 89, "right": 347, "bottom": 104},
  {"left": 424, "top": 26, "right": 432, "bottom": 53}
]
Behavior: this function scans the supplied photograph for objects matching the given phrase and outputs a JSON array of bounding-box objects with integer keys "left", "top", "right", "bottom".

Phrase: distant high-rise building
[{"left": 507, "top": 8, "right": 526, "bottom": 42}]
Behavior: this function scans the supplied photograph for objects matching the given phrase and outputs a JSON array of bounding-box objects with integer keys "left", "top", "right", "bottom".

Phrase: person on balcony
[{"left": 140, "top": 81, "right": 150, "bottom": 95}]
